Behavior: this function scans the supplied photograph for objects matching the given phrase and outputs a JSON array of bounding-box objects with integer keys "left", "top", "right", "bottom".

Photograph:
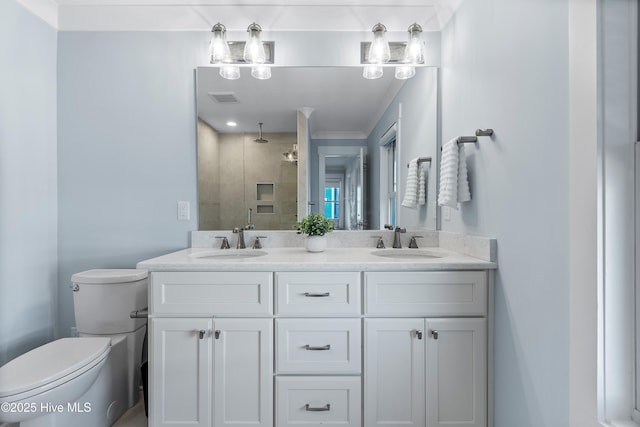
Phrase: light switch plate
[{"left": 178, "top": 201, "right": 190, "bottom": 220}]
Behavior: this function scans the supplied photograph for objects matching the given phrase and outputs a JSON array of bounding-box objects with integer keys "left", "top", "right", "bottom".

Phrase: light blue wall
[
  {"left": 440, "top": 1, "right": 570, "bottom": 426},
  {"left": 0, "top": 1, "right": 58, "bottom": 366},
  {"left": 57, "top": 32, "right": 204, "bottom": 337}
]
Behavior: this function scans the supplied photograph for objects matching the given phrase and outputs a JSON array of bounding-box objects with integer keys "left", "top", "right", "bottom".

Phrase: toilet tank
[{"left": 72, "top": 269, "right": 148, "bottom": 335}]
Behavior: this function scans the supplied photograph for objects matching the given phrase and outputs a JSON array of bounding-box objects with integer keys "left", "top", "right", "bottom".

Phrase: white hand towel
[
  {"left": 402, "top": 158, "right": 419, "bottom": 208},
  {"left": 438, "top": 138, "right": 459, "bottom": 208},
  {"left": 457, "top": 143, "right": 471, "bottom": 202},
  {"left": 418, "top": 162, "right": 427, "bottom": 205}
]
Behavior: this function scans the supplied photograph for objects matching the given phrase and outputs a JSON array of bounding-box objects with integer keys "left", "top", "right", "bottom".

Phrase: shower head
[{"left": 254, "top": 122, "right": 268, "bottom": 143}]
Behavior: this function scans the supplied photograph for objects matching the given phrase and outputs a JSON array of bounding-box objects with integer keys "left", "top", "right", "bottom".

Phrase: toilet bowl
[
  {"left": 0, "top": 337, "right": 111, "bottom": 427},
  {"left": 0, "top": 269, "right": 148, "bottom": 427}
]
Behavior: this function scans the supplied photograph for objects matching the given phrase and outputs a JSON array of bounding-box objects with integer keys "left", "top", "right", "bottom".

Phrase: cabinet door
[
  {"left": 364, "top": 318, "right": 425, "bottom": 427},
  {"left": 150, "top": 317, "right": 212, "bottom": 427},
  {"left": 213, "top": 318, "right": 273, "bottom": 427},
  {"left": 426, "top": 318, "right": 487, "bottom": 427}
]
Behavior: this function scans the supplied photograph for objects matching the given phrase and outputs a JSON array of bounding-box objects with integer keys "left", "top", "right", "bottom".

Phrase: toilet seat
[{"left": 0, "top": 337, "right": 111, "bottom": 400}]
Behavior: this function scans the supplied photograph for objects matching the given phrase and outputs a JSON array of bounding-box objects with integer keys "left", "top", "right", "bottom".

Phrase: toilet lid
[
  {"left": 0, "top": 337, "right": 111, "bottom": 398},
  {"left": 71, "top": 269, "right": 148, "bottom": 284}
]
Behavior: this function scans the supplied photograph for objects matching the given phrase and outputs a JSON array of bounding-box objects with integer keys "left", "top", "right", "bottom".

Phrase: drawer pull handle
[
  {"left": 431, "top": 330, "right": 439, "bottom": 340},
  {"left": 303, "top": 292, "right": 330, "bottom": 297},
  {"left": 304, "top": 344, "right": 331, "bottom": 351},
  {"left": 305, "top": 404, "right": 330, "bottom": 412}
]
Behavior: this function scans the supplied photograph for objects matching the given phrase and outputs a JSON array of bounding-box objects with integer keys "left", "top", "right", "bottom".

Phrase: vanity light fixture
[
  {"left": 209, "top": 22, "right": 273, "bottom": 80},
  {"left": 362, "top": 22, "right": 426, "bottom": 80}
]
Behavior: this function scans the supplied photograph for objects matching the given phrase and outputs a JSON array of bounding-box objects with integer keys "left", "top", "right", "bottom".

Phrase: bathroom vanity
[{"left": 137, "top": 231, "right": 496, "bottom": 427}]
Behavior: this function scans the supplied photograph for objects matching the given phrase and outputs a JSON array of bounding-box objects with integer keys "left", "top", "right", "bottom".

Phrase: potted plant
[{"left": 295, "top": 214, "right": 334, "bottom": 252}]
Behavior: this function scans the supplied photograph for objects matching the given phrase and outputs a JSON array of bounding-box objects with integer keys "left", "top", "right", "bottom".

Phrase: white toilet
[{"left": 0, "top": 269, "right": 148, "bottom": 427}]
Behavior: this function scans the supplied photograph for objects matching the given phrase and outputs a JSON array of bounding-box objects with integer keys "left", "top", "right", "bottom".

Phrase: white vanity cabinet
[
  {"left": 149, "top": 272, "right": 273, "bottom": 427},
  {"left": 364, "top": 271, "right": 489, "bottom": 427},
  {"left": 274, "top": 272, "right": 362, "bottom": 427}
]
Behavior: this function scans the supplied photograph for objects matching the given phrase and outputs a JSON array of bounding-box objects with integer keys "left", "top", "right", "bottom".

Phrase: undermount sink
[
  {"left": 190, "top": 250, "right": 268, "bottom": 259},
  {"left": 371, "top": 248, "right": 444, "bottom": 259}
]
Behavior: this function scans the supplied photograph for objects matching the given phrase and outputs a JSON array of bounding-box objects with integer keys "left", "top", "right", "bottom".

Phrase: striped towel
[
  {"left": 402, "top": 158, "right": 419, "bottom": 208},
  {"left": 438, "top": 138, "right": 471, "bottom": 208},
  {"left": 418, "top": 161, "right": 428, "bottom": 205}
]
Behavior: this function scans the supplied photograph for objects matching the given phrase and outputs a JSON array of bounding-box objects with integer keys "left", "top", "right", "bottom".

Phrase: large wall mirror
[{"left": 196, "top": 66, "right": 438, "bottom": 231}]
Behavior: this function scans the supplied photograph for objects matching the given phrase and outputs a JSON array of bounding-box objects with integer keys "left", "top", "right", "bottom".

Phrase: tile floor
[{"left": 113, "top": 398, "right": 147, "bottom": 427}]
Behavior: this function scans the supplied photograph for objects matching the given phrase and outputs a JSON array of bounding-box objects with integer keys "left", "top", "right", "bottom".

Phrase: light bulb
[
  {"left": 367, "top": 23, "right": 390, "bottom": 64},
  {"left": 251, "top": 65, "right": 271, "bottom": 80},
  {"left": 243, "top": 23, "right": 266, "bottom": 64},
  {"left": 404, "top": 23, "right": 425, "bottom": 64},
  {"left": 209, "top": 23, "right": 231, "bottom": 64}
]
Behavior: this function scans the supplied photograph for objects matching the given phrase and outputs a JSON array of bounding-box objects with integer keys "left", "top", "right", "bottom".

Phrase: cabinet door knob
[
  {"left": 198, "top": 330, "right": 206, "bottom": 339},
  {"left": 215, "top": 330, "right": 221, "bottom": 339},
  {"left": 305, "top": 404, "right": 330, "bottom": 412},
  {"left": 416, "top": 330, "right": 423, "bottom": 340},
  {"left": 431, "top": 330, "right": 439, "bottom": 340}
]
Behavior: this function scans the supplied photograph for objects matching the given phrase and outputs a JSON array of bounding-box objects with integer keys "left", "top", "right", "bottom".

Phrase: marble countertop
[{"left": 136, "top": 246, "right": 497, "bottom": 272}]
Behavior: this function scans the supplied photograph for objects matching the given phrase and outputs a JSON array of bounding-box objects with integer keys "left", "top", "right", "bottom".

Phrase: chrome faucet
[
  {"left": 234, "top": 227, "right": 246, "bottom": 249},
  {"left": 393, "top": 226, "right": 406, "bottom": 248}
]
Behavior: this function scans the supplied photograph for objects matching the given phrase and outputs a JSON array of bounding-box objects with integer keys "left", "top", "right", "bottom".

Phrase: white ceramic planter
[{"left": 304, "top": 235, "right": 327, "bottom": 253}]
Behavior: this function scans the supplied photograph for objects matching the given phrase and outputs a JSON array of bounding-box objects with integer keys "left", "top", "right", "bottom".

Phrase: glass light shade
[
  {"left": 209, "top": 23, "right": 231, "bottom": 64},
  {"left": 363, "top": 65, "right": 383, "bottom": 79},
  {"left": 243, "top": 23, "right": 266, "bottom": 64},
  {"left": 395, "top": 66, "right": 416, "bottom": 80},
  {"left": 368, "top": 23, "right": 390, "bottom": 64},
  {"left": 219, "top": 65, "right": 240, "bottom": 80},
  {"left": 251, "top": 65, "right": 271, "bottom": 80},
  {"left": 404, "top": 23, "right": 425, "bottom": 64}
]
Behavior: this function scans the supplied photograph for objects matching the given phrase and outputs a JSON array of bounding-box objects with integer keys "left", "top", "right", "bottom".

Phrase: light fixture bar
[{"left": 360, "top": 42, "right": 422, "bottom": 64}]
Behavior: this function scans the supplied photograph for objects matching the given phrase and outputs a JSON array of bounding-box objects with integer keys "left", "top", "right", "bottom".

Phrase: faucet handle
[
  {"left": 372, "top": 236, "right": 385, "bottom": 249},
  {"left": 253, "top": 236, "right": 267, "bottom": 249},
  {"left": 215, "top": 236, "right": 231, "bottom": 249},
  {"left": 409, "top": 236, "right": 424, "bottom": 249},
  {"left": 383, "top": 224, "right": 394, "bottom": 230},
  {"left": 395, "top": 226, "right": 407, "bottom": 233}
]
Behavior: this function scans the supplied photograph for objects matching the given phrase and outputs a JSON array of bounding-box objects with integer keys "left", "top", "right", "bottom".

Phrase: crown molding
[{"left": 16, "top": 0, "right": 58, "bottom": 28}]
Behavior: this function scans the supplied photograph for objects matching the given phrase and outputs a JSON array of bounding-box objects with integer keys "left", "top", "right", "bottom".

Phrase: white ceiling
[{"left": 22, "top": 0, "right": 462, "bottom": 31}]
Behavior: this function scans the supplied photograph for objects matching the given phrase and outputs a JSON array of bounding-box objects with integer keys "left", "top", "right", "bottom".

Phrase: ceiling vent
[{"left": 208, "top": 92, "right": 239, "bottom": 103}]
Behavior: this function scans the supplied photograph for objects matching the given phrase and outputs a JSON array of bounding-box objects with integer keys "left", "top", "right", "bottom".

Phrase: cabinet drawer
[
  {"left": 276, "top": 376, "right": 361, "bottom": 427},
  {"left": 276, "top": 318, "right": 361, "bottom": 374},
  {"left": 150, "top": 272, "right": 272, "bottom": 315},
  {"left": 275, "top": 272, "right": 361, "bottom": 315},
  {"left": 365, "top": 271, "right": 487, "bottom": 316}
]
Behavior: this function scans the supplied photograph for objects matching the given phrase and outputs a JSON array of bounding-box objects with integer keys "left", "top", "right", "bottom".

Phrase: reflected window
[{"left": 324, "top": 176, "right": 342, "bottom": 229}]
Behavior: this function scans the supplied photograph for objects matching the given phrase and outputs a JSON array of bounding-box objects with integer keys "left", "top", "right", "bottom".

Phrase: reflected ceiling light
[
  {"left": 219, "top": 65, "right": 240, "bottom": 80},
  {"left": 226, "top": 121, "right": 237, "bottom": 127},
  {"left": 395, "top": 65, "right": 416, "bottom": 80},
  {"left": 363, "top": 65, "right": 384, "bottom": 80},
  {"left": 251, "top": 64, "right": 271, "bottom": 80}
]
